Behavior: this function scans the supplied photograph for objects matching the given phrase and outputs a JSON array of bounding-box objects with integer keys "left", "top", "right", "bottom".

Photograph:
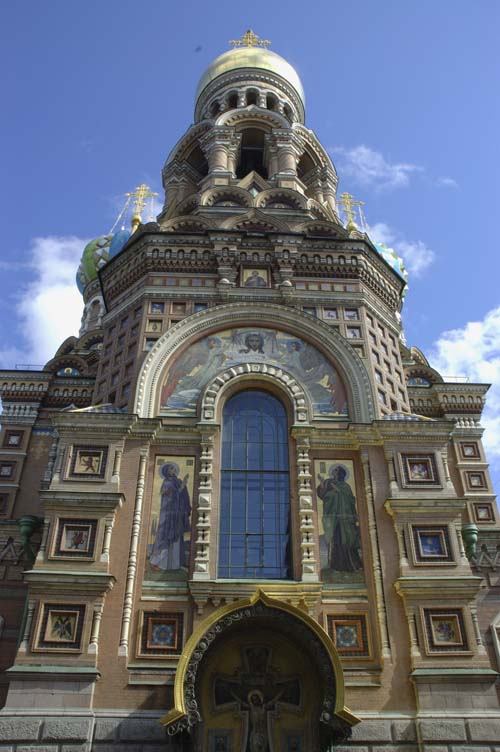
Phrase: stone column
[
  {"left": 267, "top": 131, "right": 304, "bottom": 190},
  {"left": 470, "top": 603, "right": 487, "bottom": 655},
  {"left": 395, "top": 521, "right": 409, "bottom": 569},
  {"left": 119, "top": 447, "right": 148, "bottom": 656},
  {"left": 200, "top": 127, "right": 240, "bottom": 181},
  {"left": 18, "top": 599, "right": 36, "bottom": 653},
  {"left": 384, "top": 449, "right": 399, "bottom": 497},
  {"left": 321, "top": 167, "right": 339, "bottom": 215},
  {"left": 52, "top": 443, "right": 66, "bottom": 483},
  {"left": 112, "top": 445, "right": 123, "bottom": 483},
  {"left": 296, "top": 436, "right": 318, "bottom": 582},
  {"left": 100, "top": 515, "right": 114, "bottom": 563},
  {"left": 226, "top": 132, "right": 242, "bottom": 178},
  {"left": 88, "top": 601, "right": 104, "bottom": 655},
  {"left": 35, "top": 517, "right": 51, "bottom": 563},
  {"left": 441, "top": 448, "right": 455, "bottom": 491},
  {"left": 42, "top": 437, "right": 58, "bottom": 488},
  {"left": 407, "top": 608, "right": 421, "bottom": 658},
  {"left": 303, "top": 166, "right": 325, "bottom": 204},
  {"left": 193, "top": 430, "right": 216, "bottom": 580},
  {"left": 274, "top": 131, "right": 303, "bottom": 174},
  {"left": 264, "top": 135, "right": 279, "bottom": 181},
  {"left": 361, "top": 449, "right": 391, "bottom": 659}
]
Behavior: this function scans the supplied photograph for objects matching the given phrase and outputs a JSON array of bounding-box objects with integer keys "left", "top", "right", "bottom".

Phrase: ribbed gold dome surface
[{"left": 195, "top": 47, "right": 305, "bottom": 106}]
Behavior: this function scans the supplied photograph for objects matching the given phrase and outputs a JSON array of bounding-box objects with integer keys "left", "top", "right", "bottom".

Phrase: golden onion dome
[{"left": 195, "top": 46, "right": 305, "bottom": 108}]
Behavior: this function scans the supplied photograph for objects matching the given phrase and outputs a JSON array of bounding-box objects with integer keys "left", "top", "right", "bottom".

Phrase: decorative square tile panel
[
  {"left": 138, "top": 611, "right": 183, "bottom": 656},
  {"left": 34, "top": 603, "right": 86, "bottom": 652},
  {"left": 327, "top": 614, "right": 370, "bottom": 657},
  {"left": 473, "top": 502, "right": 495, "bottom": 523},
  {"left": 400, "top": 453, "right": 439, "bottom": 487},
  {"left": 459, "top": 442, "right": 480, "bottom": 459},
  {"left": 69, "top": 445, "right": 108, "bottom": 479},
  {"left": 411, "top": 525, "right": 454, "bottom": 564},
  {"left": 53, "top": 518, "right": 98, "bottom": 558},
  {"left": 465, "top": 471, "right": 488, "bottom": 490},
  {"left": 0, "top": 462, "right": 15, "bottom": 479},
  {"left": 422, "top": 608, "right": 469, "bottom": 654},
  {"left": 3, "top": 430, "right": 24, "bottom": 448}
]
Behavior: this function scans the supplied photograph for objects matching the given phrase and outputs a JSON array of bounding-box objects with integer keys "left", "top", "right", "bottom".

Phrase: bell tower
[{"left": 160, "top": 30, "right": 340, "bottom": 224}]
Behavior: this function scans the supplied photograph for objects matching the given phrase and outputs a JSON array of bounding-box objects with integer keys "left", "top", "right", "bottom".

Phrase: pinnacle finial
[
  {"left": 339, "top": 191, "right": 364, "bottom": 232},
  {"left": 126, "top": 184, "right": 158, "bottom": 233},
  {"left": 229, "top": 29, "right": 271, "bottom": 49}
]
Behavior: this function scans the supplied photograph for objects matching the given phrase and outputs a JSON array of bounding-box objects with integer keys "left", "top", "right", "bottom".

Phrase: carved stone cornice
[
  {"left": 394, "top": 575, "right": 483, "bottom": 600},
  {"left": 40, "top": 490, "right": 124, "bottom": 512},
  {"left": 24, "top": 569, "right": 116, "bottom": 596}
]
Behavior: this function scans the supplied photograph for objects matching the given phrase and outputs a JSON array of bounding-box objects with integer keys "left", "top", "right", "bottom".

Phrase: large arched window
[{"left": 218, "top": 390, "right": 291, "bottom": 579}]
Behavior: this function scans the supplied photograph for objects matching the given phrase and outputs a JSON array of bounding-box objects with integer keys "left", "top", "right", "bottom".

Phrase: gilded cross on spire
[
  {"left": 229, "top": 29, "right": 271, "bottom": 48},
  {"left": 339, "top": 191, "right": 364, "bottom": 231},
  {"left": 126, "top": 183, "right": 158, "bottom": 232}
]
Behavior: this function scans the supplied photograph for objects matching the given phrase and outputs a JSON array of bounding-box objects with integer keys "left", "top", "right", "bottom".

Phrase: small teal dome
[
  {"left": 109, "top": 229, "right": 131, "bottom": 260},
  {"left": 372, "top": 241, "right": 408, "bottom": 284}
]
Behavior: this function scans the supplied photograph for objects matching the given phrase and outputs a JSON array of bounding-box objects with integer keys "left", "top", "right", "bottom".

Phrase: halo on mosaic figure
[
  {"left": 330, "top": 463, "right": 350, "bottom": 481},
  {"left": 160, "top": 462, "right": 180, "bottom": 478}
]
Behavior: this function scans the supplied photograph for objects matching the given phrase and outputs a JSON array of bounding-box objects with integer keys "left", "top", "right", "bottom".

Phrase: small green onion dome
[{"left": 75, "top": 235, "right": 113, "bottom": 293}]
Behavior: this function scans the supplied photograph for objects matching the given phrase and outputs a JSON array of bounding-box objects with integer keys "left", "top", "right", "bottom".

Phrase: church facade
[{"left": 1, "top": 32, "right": 499, "bottom": 752}]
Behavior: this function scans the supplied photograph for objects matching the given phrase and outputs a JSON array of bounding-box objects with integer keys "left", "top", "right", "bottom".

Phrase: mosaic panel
[
  {"left": 411, "top": 524, "right": 454, "bottom": 564},
  {"left": 422, "top": 607, "right": 469, "bottom": 654},
  {"left": 138, "top": 611, "right": 183, "bottom": 656},
  {"left": 34, "top": 603, "right": 86, "bottom": 652},
  {"left": 53, "top": 518, "right": 98, "bottom": 559},
  {"left": 327, "top": 614, "right": 370, "bottom": 657},
  {"left": 69, "top": 445, "right": 108, "bottom": 479},
  {"left": 314, "top": 459, "right": 364, "bottom": 585}
]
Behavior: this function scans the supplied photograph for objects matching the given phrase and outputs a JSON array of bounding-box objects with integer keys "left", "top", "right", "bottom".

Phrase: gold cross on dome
[
  {"left": 229, "top": 29, "right": 271, "bottom": 48},
  {"left": 126, "top": 184, "right": 158, "bottom": 232},
  {"left": 339, "top": 191, "right": 364, "bottom": 230}
]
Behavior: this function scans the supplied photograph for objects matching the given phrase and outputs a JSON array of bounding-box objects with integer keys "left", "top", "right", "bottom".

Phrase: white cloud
[
  {"left": 437, "top": 176, "right": 458, "bottom": 188},
  {"left": 430, "top": 306, "right": 500, "bottom": 468},
  {"left": 0, "top": 236, "right": 86, "bottom": 368},
  {"left": 368, "top": 222, "right": 435, "bottom": 276},
  {"left": 330, "top": 145, "right": 422, "bottom": 190}
]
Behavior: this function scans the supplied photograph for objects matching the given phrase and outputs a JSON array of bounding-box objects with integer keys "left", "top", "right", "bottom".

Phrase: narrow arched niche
[{"left": 236, "top": 128, "right": 268, "bottom": 179}]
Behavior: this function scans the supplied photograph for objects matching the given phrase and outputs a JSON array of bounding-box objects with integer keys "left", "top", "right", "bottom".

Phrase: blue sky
[{"left": 1, "top": 1, "right": 499, "bottom": 489}]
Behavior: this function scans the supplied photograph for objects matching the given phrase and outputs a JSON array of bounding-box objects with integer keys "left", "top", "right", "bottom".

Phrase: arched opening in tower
[
  {"left": 236, "top": 128, "right": 268, "bottom": 180},
  {"left": 186, "top": 144, "right": 209, "bottom": 178},
  {"left": 297, "top": 150, "right": 315, "bottom": 181}
]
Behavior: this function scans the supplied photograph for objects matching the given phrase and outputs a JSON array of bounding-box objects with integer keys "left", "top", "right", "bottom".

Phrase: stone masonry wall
[{"left": 1, "top": 713, "right": 500, "bottom": 751}]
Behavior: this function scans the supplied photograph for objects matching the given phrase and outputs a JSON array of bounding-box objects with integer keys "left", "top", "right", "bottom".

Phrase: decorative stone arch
[
  {"left": 43, "top": 354, "right": 88, "bottom": 376},
  {"left": 161, "top": 590, "right": 359, "bottom": 749},
  {"left": 54, "top": 336, "right": 78, "bottom": 358},
  {"left": 134, "top": 302, "right": 375, "bottom": 423},
  {"left": 255, "top": 187, "right": 308, "bottom": 211},
  {"left": 200, "top": 361, "right": 314, "bottom": 424},
  {"left": 218, "top": 107, "right": 290, "bottom": 130},
  {"left": 297, "top": 219, "right": 347, "bottom": 238},
  {"left": 221, "top": 209, "right": 291, "bottom": 233},
  {"left": 160, "top": 216, "right": 216, "bottom": 233},
  {"left": 174, "top": 193, "right": 202, "bottom": 216},
  {"left": 294, "top": 124, "right": 337, "bottom": 172},
  {"left": 163, "top": 121, "right": 212, "bottom": 167},
  {"left": 201, "top": 185, "right": 253, "bottom": 208}
]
